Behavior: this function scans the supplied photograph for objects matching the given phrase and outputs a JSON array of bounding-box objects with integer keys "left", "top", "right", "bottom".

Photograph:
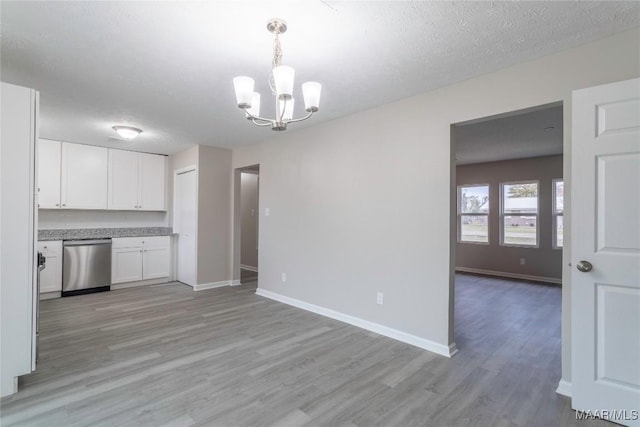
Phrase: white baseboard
[
  {"left": 556, "top": 379, "right": 572, "bottom": 397},
  {"left": 111, "top": 277, "right": 169, "bottom": 290},
  {"left": 40, "top": 291, "right": 61, "bottom": 300},
  {"left": 455, "top": 267, "right": 561, "bottom": 285},
  {"left": 255, "top": 288, "right": 456, "bottom": 358},
  {"left": 192, "top": 280, "right": 235, "bottom": 291},
  {"left": 240, "top": 264, "right": 258, "bottom": 273},
  {"left": 229, "top": 279, "right": 242, "bottom": 286}
]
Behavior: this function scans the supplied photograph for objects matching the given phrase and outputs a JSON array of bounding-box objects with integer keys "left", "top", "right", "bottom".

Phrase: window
[
  {"left": 458, "top": 184, "right": 489, "bottom": 243},
  {"left": 553, "top": 179, "right": 564, "bottom": 248},
  {"left": 501, "top": 181, "right": 538, "bottom": 247}
]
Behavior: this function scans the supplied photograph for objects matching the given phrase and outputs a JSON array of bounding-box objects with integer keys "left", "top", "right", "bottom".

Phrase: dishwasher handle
[{"left": 63, "top": 239, "right": 112, "bottom": 246}]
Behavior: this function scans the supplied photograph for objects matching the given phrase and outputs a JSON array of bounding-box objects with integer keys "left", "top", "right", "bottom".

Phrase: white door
[
  {"left": 139, "top": 153, "right": 166, "bottom": 211},
  {"left": 111, "top": 247, "right": 143, "bottom": 284},
  {"left": 174, "top": 169, "right": 197, "bottom": 286},
  {"left": 572, "top": 78, "right": 640, "bottom": 426},
  {"left": 108, "top": 149, "right": 139, "bottom": 210},
  {"left": 61, "top": 143, "right": 108, "bottom": 209},
  {"left": 37, "top": 139, "right": 61, "bottom": 208}
]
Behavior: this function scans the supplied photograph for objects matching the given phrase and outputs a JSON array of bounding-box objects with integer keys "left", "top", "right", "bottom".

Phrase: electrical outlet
[
  {"left": 520, "top": 258, "right": 526, "bottom": 265},
  {"left": 281, "top": 273, "right": 287, "bottom": 282},
  {"left": 265, "top": 208, "right": 270, "bottom": 216},
  {"left": 377, "top": 292, "right": 384, "bottom": 305}
]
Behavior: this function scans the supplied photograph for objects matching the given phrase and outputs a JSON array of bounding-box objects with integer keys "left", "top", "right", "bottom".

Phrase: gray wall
[
  {"left": 232, "top": 28, "right": 640, "bottom": 381},
  {"left": 169, "top": 145, "right": 232, "bottom": 286},
  {"left": 240, "top": 172, "right": 259, "bottom": 270},
  {"left": 197, "top": 145, "right": 232, "bottom": 285},
  {"left": 456, "top": 155, "right": 563, "bottom": 280}
]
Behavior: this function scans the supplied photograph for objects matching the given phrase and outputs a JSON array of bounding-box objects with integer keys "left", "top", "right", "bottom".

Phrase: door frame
[
  {"left": 448, "top": 101, "right": 567, "bottom": 386},
  {"left": 232, "top": 165, "right": 260, "bottom": 285},
  {"left": 173, "top": 165, "right": 197, "bottom": 286}
]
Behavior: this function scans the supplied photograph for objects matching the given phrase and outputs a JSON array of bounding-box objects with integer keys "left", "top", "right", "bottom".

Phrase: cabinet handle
[
  {"left": 62, "top": 204, "right": 66, "bottom": 207},
  {"left": 56, "top": 203, "right": 59, "bottom": 207}
]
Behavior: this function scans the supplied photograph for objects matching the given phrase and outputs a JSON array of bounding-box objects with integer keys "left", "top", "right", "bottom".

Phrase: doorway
[
  {"left": 450, "top": 102, "right": 564, "bottom": 379},
  {"left": 233, "top": 165, "right": 260, "bottom": 286}
]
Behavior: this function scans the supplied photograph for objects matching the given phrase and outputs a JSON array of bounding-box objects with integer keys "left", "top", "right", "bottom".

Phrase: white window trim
[
  {"left": 457, "top": 184, "right": 490, "bottom": 245},
  {"left": 499, "top": 180, "right": 540, "bottom": 248},
  {"left": 552, "top": 178, "right": 564, "bottom": 250}
]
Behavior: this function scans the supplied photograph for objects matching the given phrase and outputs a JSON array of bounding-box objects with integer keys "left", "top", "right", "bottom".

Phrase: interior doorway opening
[
  {"left": 233, "top": 165, "right": 260, "bottom": 286},
  {"left": 449, "top": 102, "right": 564, "bottom": 378}
]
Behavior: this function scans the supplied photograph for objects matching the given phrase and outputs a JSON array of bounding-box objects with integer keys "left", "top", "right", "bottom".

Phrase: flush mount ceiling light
[
  {"left": 112, "top": 125, "right": 142, "bottom": 140},
  {"left": 233, "top": 18, "right": 322, "bottom": 131}
]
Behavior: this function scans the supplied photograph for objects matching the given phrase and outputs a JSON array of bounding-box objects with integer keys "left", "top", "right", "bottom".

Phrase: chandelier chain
[{"left": 272, "top": 33, "right": 282, "bottom": 69}]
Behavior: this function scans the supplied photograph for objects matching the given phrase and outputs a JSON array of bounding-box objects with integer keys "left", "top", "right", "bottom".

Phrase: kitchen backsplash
[{"left": 38, "top": 209, "right": 169, "bottom": 229}]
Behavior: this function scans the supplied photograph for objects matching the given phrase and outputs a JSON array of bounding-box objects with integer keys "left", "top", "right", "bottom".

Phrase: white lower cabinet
[
  {"left": 112, "top": 236, "right": 170, "bottom": 284},
  {"left": 37, "top": 241, "right": 62, "bottom": 294}
]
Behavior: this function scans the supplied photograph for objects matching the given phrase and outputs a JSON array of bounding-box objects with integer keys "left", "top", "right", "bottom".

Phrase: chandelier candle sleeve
[
  {"left": 279, "top": 98, "right": 295, "bottom": 121},
  {"left": 246, "top": 92, "right": 261, "bottom": 118},
  {"left": 233, "top": 76, "right": 255, "bottom": 108},
  {"left": 302, "top": 82, "right": 321, "bottom": 112},
  {"left": 273, "top": 66, "right": 295, "bottom": 100}
]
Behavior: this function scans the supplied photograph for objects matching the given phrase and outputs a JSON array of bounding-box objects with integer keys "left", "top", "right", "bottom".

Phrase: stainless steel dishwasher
[{"left": 62, "top": 239, "right": 112, "bottom": 296}]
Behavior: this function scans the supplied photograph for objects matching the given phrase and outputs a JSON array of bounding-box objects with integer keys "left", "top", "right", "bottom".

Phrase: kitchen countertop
[{"left": 38, "top": 227, "right": 173, "bottom": 241}]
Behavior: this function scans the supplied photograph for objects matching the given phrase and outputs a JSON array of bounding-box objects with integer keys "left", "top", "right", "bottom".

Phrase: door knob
[{"left": 576, "top": 260, "right": 593, "bottom": 272}]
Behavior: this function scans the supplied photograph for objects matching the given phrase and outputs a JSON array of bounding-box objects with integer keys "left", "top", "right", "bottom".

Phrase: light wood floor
[{"left": 0, "top": 274, "right": 610, "bottom": 426}]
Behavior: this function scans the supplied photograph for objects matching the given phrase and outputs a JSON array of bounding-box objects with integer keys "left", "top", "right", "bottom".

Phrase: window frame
[
  {"left": 457, "top": 183, "right": 490, "bottom": 245},
  {"left": 500, "top": 180, "right": 540, "bottom": 248},
  {"left": 552, "top": 178, "right": 564, "bottom": 249}
]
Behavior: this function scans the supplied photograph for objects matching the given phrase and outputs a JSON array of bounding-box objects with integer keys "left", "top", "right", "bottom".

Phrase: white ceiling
[
  {"left": 455, "top": 104, "right": 563, "bottom": 165},
  {"left": 1, "top": 1, "right": 638, "bottom": 155}
]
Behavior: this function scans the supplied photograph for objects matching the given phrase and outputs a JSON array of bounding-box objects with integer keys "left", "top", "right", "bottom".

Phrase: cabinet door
[
  {"left": 38, "top": 139, "right": 62, "bottom": 209},
  {"left": 61, "top": 143, "right": 108, "bottom": 209},
  {"left": 138, "top": 153, "right": 166, "bottom": 211},
  {"left": 37, "top": 241, "right": 62, "bottom": 293},
  {"left": 111, "top": 247, "right": 143, "bottom": 284},
  {"left": 142, "top": 237, "right": 170, "bottom": 279},
  {"left": 108, "top": 149, "right": 139, "bottom": 210}
]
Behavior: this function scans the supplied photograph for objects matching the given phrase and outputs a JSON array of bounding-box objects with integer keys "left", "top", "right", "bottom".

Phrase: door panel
[
  {"left": 108, "top": 149, "right": 139, "bottom": 210},
  {"left": 572, "top": 78, "right": 640, "bottom": 426},
  {"left": 61, "top": 143, "right": 108, "bottom": 209},
  {"left": 111, "top": 247, "right": 143, "bottom": 284},
  {"left": 37, "top": 139, "right": 61, "bottom": 208},
  {"left": 139, "top": 153, "right": 166, "bottom": 211},
  {"left": 142, "top": 246, "right": 170, "bottom": 279}
]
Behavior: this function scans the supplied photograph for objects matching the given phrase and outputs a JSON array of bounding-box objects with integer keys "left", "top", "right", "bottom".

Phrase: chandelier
[{"left": 233, "top": 19, "right": 322, "bottom": 131}]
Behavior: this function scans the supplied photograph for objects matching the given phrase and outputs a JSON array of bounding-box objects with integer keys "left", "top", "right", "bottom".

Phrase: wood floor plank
[{"left": 0, "top": 273, "right": 613, "bottom": 426}]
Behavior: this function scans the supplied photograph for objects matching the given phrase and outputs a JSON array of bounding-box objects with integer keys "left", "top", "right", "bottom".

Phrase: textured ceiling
[
  {"left": 455, "top": 105, "right": 563, "bottom": 165},
  {"left": 1, "top": 1, "right": 638, "bottom": 155}
]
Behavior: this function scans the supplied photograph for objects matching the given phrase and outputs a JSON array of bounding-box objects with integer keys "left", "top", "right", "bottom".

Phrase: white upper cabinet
[
  {"left": 37, "top": 139, "right": 61, "bottom": 208},
  {"left": 138, "top": 153, "right": 166, "bottom": 211},
  {"left": 108, "top": 149, "right": 166, "bottom": 211},
  {"left": 108, "top": 149, "right": 140, "bottom": 210},
  {"left": 61, "top": 142, "right": 108, "bottom": 209}
]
